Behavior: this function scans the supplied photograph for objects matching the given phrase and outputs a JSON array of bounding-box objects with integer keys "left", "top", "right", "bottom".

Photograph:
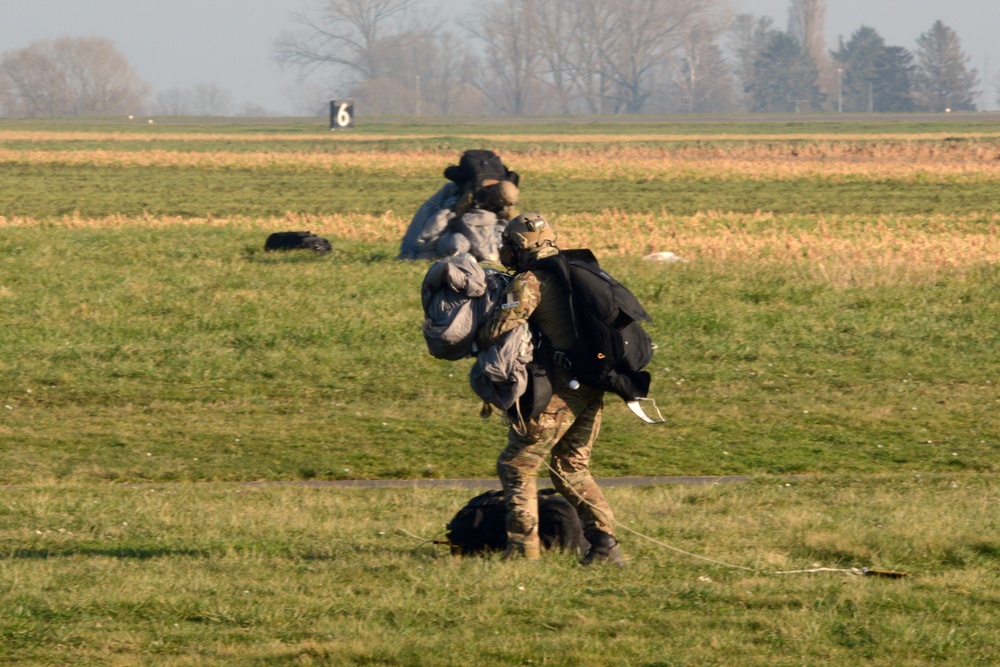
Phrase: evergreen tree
[
  {"left": 831, "top": 26, "right": 914, "bottom": 112},
  {"left": 748, "top": 32, "right": 824, "bottom": 113},
  {"left": 730, "top": 15, "right": 780, "bottom": 112},
  {"left": 880, "top": 46, "right": 917, "bottom": 112},
  {"left": 912, "top": 20, "right": 978, "bottom": 111}
]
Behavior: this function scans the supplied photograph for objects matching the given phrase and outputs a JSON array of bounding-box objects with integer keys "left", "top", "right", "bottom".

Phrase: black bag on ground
[
  {"left": 445, "top": 489, "right": 587, "bottom": 556},
  {"left": 264, "top": 231, "right": 332, "bottom": 255}
]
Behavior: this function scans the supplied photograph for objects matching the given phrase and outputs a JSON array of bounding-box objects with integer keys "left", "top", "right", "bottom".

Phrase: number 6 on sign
[{"left": 330, "top": 100, "right": 354, "bottom": 129}]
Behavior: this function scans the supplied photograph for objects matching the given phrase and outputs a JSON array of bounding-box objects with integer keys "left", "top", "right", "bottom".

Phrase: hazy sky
[{"left": 1, "top": 0, "right": 996, "bottom": 114}]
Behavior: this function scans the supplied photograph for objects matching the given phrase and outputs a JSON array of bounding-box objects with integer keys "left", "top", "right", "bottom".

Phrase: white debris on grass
[{"left": 642, "top": 251, "right": 688, "bottom": 263}]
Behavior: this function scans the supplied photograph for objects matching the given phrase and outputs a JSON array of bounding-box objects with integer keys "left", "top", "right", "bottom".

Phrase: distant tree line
[
  {"left": 0, "top": 1, "right": 988, "bottom": 117},
  {"left": 0, "top": 37, "right": 149, "bottom": 117},
  {"left": 0, "top": 37, "right": 264, "bottom": 118},
  {"left": 275, "top": 0, "right": 985, "bottom": 116}
]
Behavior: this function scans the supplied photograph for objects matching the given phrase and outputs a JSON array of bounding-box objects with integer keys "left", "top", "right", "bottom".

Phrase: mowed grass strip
[{"left": 0, "top": 476, "right": 996, "bottom": 666}]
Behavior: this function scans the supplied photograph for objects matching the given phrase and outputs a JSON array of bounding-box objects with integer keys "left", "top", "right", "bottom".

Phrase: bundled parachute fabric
[
  {"left": 448, "top": 209, "right": 502, "bottom": 263},
  {"left": 400, "top": 150, "right": 520, "bottom": 262},
  {"left": 398, "top": 186, "right": 506, "bottom": 263},
  {"left": 264, "top": 231, "right": 332, "bottom": 255},
  {"left": 398, "top": 183, "right": 461, "bottom": 260},
  {"left": 468, "top": 323, "right": 532, "bottom": 411},
  {"left": 445, "top": 489, "right": 587, "bottom": 557},
  {"left": 421, "top": 253, "right": 510, "bottom": 361},
  {"left": 420, "top": 254, "right": 537, "bottom": 420}
]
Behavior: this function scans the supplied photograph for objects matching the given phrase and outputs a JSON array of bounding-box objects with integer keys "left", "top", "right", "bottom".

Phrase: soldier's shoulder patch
[{"left": 501, "top": 292, "right": 520, "bottom": 309}]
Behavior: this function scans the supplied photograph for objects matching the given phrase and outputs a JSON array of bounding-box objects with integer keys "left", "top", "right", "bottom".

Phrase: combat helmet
[{"left": 500, "top": 212, "right": 558, "bottom": 269}]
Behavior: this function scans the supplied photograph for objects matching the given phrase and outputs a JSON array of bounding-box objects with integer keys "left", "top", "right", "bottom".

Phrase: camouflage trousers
[{"left": 497, "top": 377, "right": 616, "bottom": 551}]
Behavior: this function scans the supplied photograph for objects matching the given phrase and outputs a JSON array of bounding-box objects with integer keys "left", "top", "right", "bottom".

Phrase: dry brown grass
[
  {"left": 5, "top": 140, "right": 1000, "bottom": 181},
  {"left": 565, "top": 210, "right": 1000, "bottom": 286},
  {"left": 5, "top": 210, "right": 998, "bottom": 287}
]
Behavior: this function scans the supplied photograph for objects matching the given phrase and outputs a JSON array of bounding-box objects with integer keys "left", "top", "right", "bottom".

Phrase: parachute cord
[
  {"left": 542, "top": 460, "right": 907, "bottom": 578},
  {"left": 613, "top": 520, "right": 758, "bottom": 572},
  {"left": 396, "top": 527, "right": 440, "bottom": 545},
  {"left": 480, "top": 399, "right": 530, "bottom": 437},
  {"left": 543, "top": 460, "right": 757, "bottom": 571},
  {"left": 507, "top": 399, "right": 529, "bottom": 437}
]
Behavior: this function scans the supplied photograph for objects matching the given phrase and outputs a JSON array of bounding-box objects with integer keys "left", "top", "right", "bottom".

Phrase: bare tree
[
  {"left": 532, "top": 0, "right": 619, "bottom": 114},
  {"left": 599, "top": 0, "right": 721, "bottom": 113},
  {"left": 191, "top": 83, "right": 234, "bottom": 116},
  {"left": 357, "top": 28, "right": 482, "bottom": 115},
  {"left": 668, "top": 21, "right": 737, "bottom": 113},
  {"left": 787, "top": 0, "right": 834, "bottom": 106},
  {"left": 0, "top": 36, "right": 149, "bottom": 117},
  {"left": 273, "top": 0, "right": 475, "bottom": 115},
  {"left": 151, "top": 88, "right": 193, "bottom": 116},
  {"left": 462, "top": 0, "right": 547, "bottom": 114},
  {"left": 149, "top": 83, "right": 234, "bottom": 116},
  {"left": 562, "top": 0, "right": 621, "bottom": 113},
  {"left": 274, "top": 0, "right": 435, "bottom": 85},
  {"left": 787, "top": 0, "right": 826, "bottom": 69},
  {"left": 532, "top": 0, "right": 580, "bottom": 113},
  {"left": 418, "top": 32, "right": 488, "bottom": 116},
  {"left": 465, "top": 0, "right": 723, "bottom": 115}
]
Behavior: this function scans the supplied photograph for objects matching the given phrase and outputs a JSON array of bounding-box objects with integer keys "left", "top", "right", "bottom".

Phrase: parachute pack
[
  {"left": 444, "top": 149, "right": 521, "bottom": 218},
  {"left": 445, "top": 489, "right": 587, "bottom": 557},
  {"left": 444, "top": 149, "right": 520, "bottom": 193},
  {"left": 527, "top": 249, "right": 659, "bottom": 421}
]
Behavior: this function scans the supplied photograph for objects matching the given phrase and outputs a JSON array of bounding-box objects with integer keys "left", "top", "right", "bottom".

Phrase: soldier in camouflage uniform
[{"left": 477, "top": 213, "right": 625, "bottom": 565}]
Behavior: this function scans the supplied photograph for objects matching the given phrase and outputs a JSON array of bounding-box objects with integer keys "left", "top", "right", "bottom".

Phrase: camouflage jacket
[{"left": 478, "top": 268, "right": 574, "bottom": 352}]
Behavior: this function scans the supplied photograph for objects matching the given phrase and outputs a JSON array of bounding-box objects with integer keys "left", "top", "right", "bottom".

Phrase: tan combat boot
[{"left": 503, "top": 540, "right": 541, "bottom": 561}]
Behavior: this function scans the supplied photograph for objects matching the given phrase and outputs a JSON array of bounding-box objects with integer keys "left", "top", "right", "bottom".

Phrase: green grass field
[
  {"left": 1, "top": 117, "right": 998, "bottom": 665},
  {"left": 2, "top": 476, "right": 996, "bottom": 666}
]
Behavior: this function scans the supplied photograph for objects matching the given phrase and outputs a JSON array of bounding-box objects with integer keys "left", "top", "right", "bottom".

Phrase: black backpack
[
  {"left": 445, "top": 489, "right": 587, "bottom": 556},
  {"left": 528, "top": 249, "right": 654, "bottom": 403},
  {"left": 264, "top": 231, "right": 332, "bottom": 255},
  {"left": 443, "top": 149, "right": 520, "bottom": 191}
]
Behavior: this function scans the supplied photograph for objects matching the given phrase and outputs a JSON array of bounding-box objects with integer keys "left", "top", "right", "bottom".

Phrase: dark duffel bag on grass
[
  {"left": 264, "top": 231, "right": 332, "bottom": 255},
  {"left": 445, "top": 489, "right": 587, "bottom": 556}
]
